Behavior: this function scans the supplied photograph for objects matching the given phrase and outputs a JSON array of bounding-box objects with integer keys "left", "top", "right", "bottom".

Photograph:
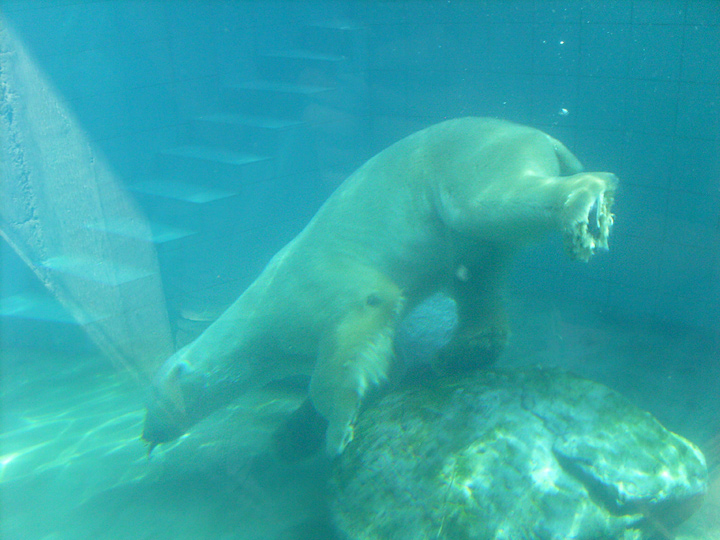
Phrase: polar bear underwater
[{"left": 142, "top": 117, "right": 617, "bottom": 456}]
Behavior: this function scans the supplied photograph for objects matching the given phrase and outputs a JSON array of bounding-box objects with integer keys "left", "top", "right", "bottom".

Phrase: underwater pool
[{"left": 1, "top": 2, "right": 718, "bottom": 539}]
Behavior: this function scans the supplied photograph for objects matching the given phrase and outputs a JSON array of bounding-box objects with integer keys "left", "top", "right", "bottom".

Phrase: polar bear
[{"left": 142, "top": 117, "right": 617, "bottom": 455}]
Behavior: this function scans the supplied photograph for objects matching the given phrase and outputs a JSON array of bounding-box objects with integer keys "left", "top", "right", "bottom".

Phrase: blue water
[{"left": 1, "top": 2, "right": 718, "bottom": 539}]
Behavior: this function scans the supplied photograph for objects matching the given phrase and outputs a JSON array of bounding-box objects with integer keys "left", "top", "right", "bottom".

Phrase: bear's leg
[
  {"left": 309, "top": 274, "right": 404, "bottom": 455},
  {"left": 438, "top": 248, "right": 511, "bottom": 372}
]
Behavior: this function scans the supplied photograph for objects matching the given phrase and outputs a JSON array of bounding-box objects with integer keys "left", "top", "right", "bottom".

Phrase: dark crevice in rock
[
  {"left": 553, "top": 448, "right": 643, "bottom": 517},
  {"left": 552, "top": 448, "right": 701, "bottom": 540}
]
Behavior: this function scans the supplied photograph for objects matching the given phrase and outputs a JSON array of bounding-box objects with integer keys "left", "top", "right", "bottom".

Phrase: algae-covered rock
[{"left": 331, "top": 368, "right": 707, "bottom": 540}]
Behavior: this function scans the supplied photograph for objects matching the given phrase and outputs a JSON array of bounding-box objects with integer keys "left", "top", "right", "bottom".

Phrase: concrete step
[
  {"left": 84, "top": 216, "right": 196, "bottom": 245},
  {"left": 160, "top": 145, "right": 269, "bottom": 167},
  {"left": 257, "top": 49, "right": 348, "bottom": 83},
  {"left": 222, "top": 80, "right": 333, "bottom": 118},
  {"left": 297, "top": 22, "right": 367, "bottom": 64},
  {"left": 129, "top": 178, "right": 237, "bottom": 204},
  {"left": 188, "top": 114, "right": 315, "bottom": 175},
  {"left": 0, "top": 291, "right": 100, "bottom": 351},
  {"left": 0, "top": 292, "right": 80, "bottom": 323},
  {"left": 157, "top": 145, "right": 272, "bottom": 188},
  {"left": 190, "top": 114, "right": 303, "bottom": 152},
  {"left": 127, "top": 179, "right": 239, "bottom": 240},
  {"left": 130, "top": 182, "right": 247, "bottom": 241},
  {"left": 145, "top": 220, "right": 197, "bottom": 245},
  {"left": 39, "top": 255, "right": 155, "bottom": 287}
]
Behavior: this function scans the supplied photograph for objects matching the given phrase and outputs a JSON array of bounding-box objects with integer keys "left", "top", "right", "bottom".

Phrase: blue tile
[
  {"left": 581, "top": 0, "right": 632, "bottom": 23},
  {"left": 3, "top": 7, "right": 63, "bottom": 58},
  {"left": 533, "top": 23, "right": 581, "bottom": 76},
  {"left": 574, "top": 129, "right": 626, "bottom": 173},
  {"left": 482, "top": 22, "right": 534, "bottom": 74},
  {"left": 370, "top": 116, "right": 427, "bottom": 151},
  {"left": 576, "top": 78, "right": 628, "bottom": 131},
  {"left": 100, "top": 135, "right": 138, "bottom": 179},
  {"left": 73, "top": 91, "right": 132, "bottom": 142},
  {"left": 459, "top": 73, "right": 532, "bottom": 123},
  {"left": 354, "top": 2, "right": 411, "bottom": 25},
  {"left": 528, "top": 75, "right": 579, "bottom": 127},
  {"left": 126, "top": 84, "right": 180, "bottom": 133},
  {"left": 514, "top": 239, "right": 566, "bottom": 273},
  {"left": 404, "top": 71, "right": 454, "bottom": 117},
  {"left": 568, "top": 244, "right": 615, "bottom": 286},
  {"left": 127, "top": 126, "right": 180, "bottom": 173},
  {"left": 468, "top": 0, "right": 536, "bottom": 24},
  {"left": 369, "top": 70, "right": 409, "bottom": 115},
  {"left": 622, "top": 132, "right": 674, "bottom": 189},
  {"left": 686, "top": 0, "right": 720, "bottom": 25},
  {"left": 630, "top": 25, "right": 683, "bottom": 80},
  {"left": 670, "top": 138, "right": 720, "bottom": 193},
  {"left": 555, "top": 268, "right": 613, "bottom": 304},
  {"left": 166, "top": 0, "right": 224, "bottom": 39},
  {"left": 420, "top": 24, "right": 470, "bottom": 72},
  {"left": 607, "top": 284, "right": 660, "bottom": 320},
  {"left": 410, "top": 1, "right": 479, "bottom": 25},
  {"left": 610, "top": 184, "right": 668, "bottom": 242},
  {"left": 579, "top": 24, "right": 632, "bottom": 78},
  {"left": 534, "top": 1, "right": 582, "bottom": 23},
  {"left": 659, "top": 232, "right": 719, "bottom": 295},
  {"left": 682, "top": 25, "right": 720, "bottom": 84},
  {"left": 118, "top": 3, "right": 169, "bottom": 42},
  {"left": 368, "top": 23, "right": 445, "bottom": 71},
  {"left": 52, "top": 49, "right": 125, "bottom": 101},
  {"left": 217, "top": 30, "right": 254, "bottom": 82},
  {"left": 171, "top": 34, "right": 220, "bottom": 81},
  {"left": 665, "top": 191, "right": 720, "bottom": 249},
  {"left": 608, "top": 232, "right": 663, "bottom": 289},
  {"left": 127, "top": 39, "right": 176, "bottom": 88},
  {"left": 542, "top": 125, "right": 578, "bottom": 150},
  {"left": 442, "top": 78, "right": 482, "bottom": 119},
  {"left": 4, "top": 3, "right": 113, "bottom": 57},
  {"left": 676, "top": 83, "right": 720, "bottom": 140},
  {"left": 0, "top": 0, "right": 37, "bottom": 12},
  {"left": 174, "top": 77, "right": 222, "bottom": 118},
  {"left": 107, "top": 2, "right": 162, "bottom": 50},
  {"left": 447, "top": 23, "right": 492, "bottom": 71},
  {"left": 437, "top": 71, "right": 533, "bottom": 122},
  {"left": 632, "top": 0, "right": 686, "bottom": 24},
  {"left": 626, "top": 80, "right": 679, "bottom": 134},
  {"left": 655, "top": 287, "right": 720, "bottom": 331},
  {"left": 370, "top": 1, "right": 460, "bottom": 24}
]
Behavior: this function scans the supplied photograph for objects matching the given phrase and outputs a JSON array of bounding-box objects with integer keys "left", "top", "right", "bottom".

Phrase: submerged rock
[{"left": 331, "top": 368, "right": 707, "bottom": 540}]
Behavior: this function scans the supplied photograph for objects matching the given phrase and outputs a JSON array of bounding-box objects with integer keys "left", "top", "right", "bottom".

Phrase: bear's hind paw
[{"left": 562, "top": 172, "right": 617, "bottom": 262}]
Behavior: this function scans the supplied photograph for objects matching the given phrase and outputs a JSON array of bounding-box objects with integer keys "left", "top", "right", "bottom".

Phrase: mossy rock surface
[{"left": 332, "top": 368, "right": 708, "bottom": 540}]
